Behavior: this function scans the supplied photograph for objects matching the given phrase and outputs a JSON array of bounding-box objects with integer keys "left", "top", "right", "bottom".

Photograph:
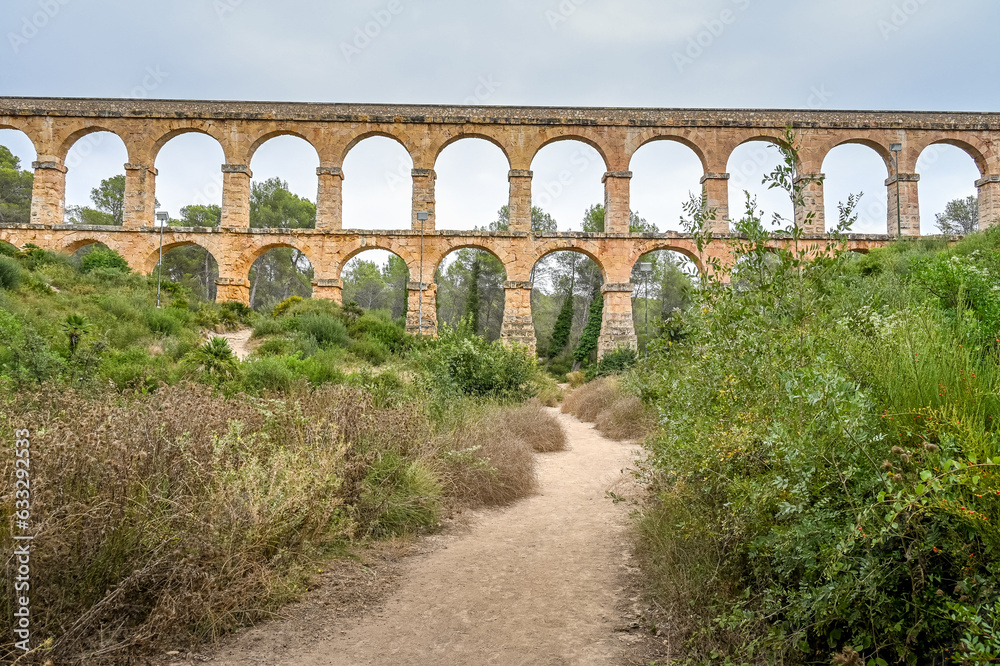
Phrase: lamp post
[
  {"left": 416, "top": 211, "right": 429, "bottom": 336},
  {"left": 639, "top": 261, "right": 653, "bottom": 356},
  {"left": 155, "top": 210, "right": 169, "bottom": 308},
  {"left": 889, "top": 143, "right": 903, "bottom": 237}
]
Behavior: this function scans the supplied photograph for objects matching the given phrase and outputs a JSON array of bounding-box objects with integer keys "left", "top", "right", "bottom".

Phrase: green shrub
[
  {"left": 145, "top": 308, "right": 183, "bottom": 336},
  {"left": 241, "top": 356, "right": 299, "bottom": 394},
  {"left": 585, "top": 347, "right": 638, "bottom": 380},
  {"left": 0, "top": 241, "right": 18, "bottom": 257},
  {"left": 349, "top": 338, "right": 389, "bottom": 365},
  {"left": 272, "top": 295, "right": 303, "bottom": 318},
  {"left": 357, "top": 451, "right": 441, "bottom": 538},
  {"left": 349, "top": 312, "right": 408, "bottom": 352},
  {"left": 297, "top": 348, "right": 347, "bottom": 385},
  {"left": 19, "top": 243, "right": 67, "bottom": 270},
  {"left": 100, "top": 347, "right": 164, "bottom": 390},
  {"left": 80, "top": 247, "right": 131, "bottom": 274},
  {"left": 0, "top": 255, "right": 24, "bottom": 290},
  {"left": 298, "top": 313, "right": 349, "bottom": 348},
  {"left": 422, "top": 324, "right": 538, "bottom": 402},
  {"left": 252, "top": 317, "right": 284, "bottom": 338}
]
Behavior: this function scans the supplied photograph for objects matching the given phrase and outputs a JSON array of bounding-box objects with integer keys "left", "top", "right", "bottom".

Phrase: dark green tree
[
  {"left": 491, "top": 205, "right": 558, "bottom": 232},
  {"left": 573, "top": 290, "right": 604, "bottom": 366},
  {"left": 464, "top": 255, "right": 482, "bottom": 334},
  {"left": 935, "top": 195, "right": 978, "bottom": 235},
  {"left": 0, "top": 145, "right": 33, "bottom": 224},
  {"left": 247, "top": 178, "right": 316, "bottom": 311}
]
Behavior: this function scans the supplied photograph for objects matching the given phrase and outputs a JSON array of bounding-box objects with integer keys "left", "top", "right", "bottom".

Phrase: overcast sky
[{"left": 1, "top": 0, "right": 995, "bottom": 266}]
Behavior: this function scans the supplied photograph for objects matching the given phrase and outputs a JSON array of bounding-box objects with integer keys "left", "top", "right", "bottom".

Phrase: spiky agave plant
[
  {"left": 184, "top": 336, "right": 239, "bottom": 379},
  {"left": 62, "top": 313, "right": 91, "bottom": 354}
]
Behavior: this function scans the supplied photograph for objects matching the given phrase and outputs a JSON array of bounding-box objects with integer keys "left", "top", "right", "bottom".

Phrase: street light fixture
[
  {"left": 639, "top": 261, "right": 653, "bottom": 356},
  {"left": 889, "top": 143, "right": 903, "bottom": 237},
  {"left": 154, "top": 211, "right": 170, "bottom": 308},
  {"left": 416, "top": 211, "right": 429, "bottom": 336}
]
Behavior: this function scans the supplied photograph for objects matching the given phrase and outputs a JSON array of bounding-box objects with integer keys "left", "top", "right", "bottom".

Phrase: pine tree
[
  {"left": 464, "top": 254, "right": 481, "bottom": 334},
  {"left": 548, "top": 290, "right": 574, "bottom": 358},
  {"left": 573, "top": 291, "right": 604, "bottom": 366}
]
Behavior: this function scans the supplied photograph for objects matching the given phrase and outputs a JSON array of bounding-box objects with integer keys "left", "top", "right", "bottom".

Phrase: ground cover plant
[
  {"left": 622, "top": 134, "right": 1000, "bottom": 663},
  {"left": 0, "top": 244, "right": 564, "bottom": 663}
]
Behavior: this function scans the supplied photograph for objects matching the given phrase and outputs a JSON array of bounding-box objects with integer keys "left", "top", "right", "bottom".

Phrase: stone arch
[
  {"left": 336, "top": 241, "right": 416, "bottom": 281},
  {"left": 431, "top": 242, "right": 507, "bottom": 277},
  {"left": 139, "top": 239, "right": 217, "bottom": 275},
  {"left": 340, "top": 130, "right": 415, "bottom": 165},
  {"left": 818, "top": 138, "right": 893, "bottom": 173},
  {"left": 918, "top": 137, "right": 988, "bottom": 177},
  {"left": 530, "top": 135, "right": 610, "bottom": 171},
  {"left": 433, "top": 132, "right": 512, "bottom": 167},
  {"left": 151, "top": 125, "right": 228, "bottom": 162},
  {"left": 341, "top": 135, "right": 415, "bottom": 230},
  {"left": 237, "top": 239, "right": 317, "bottom": 276},
  {"left": 0, "top": 120, "right": 41, "bottom": 155},
  {"left": 627, "top": 241, "right": 703, "bottom": 275},
  {"left": 726, "top": 133, "right": 795, "bottom": 227},
  {"left": 629, "top": 134, "right": 709, "bottom": 173},
  {"left": 61, "top": 236, "right": 126, "bottom": 256},
  {"left": 0, "top": 125, "right": 38, "bottom": 161},
  {"left": 247, "top": 130, "right": 321, "bottom": 165},
  {"left": 433, "top": 138, "right": 511, "bottom": 231},
  {"left": 820, "top": 141, "right": 892, "bottom": 233},
  {"left": 628, "top": 138, "right": 708, "bottom": 232},
  {"left": 153, "top": 131, "right": 228, "bottom": 223},
  {"left": 59, "top": 126, "right": 132, "bottom": 163},
  {"left": 531, "top": 244, "right": 607, "bottom": 282}
]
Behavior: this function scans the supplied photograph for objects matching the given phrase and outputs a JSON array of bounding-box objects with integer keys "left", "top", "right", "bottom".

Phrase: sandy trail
[{"left": 201, "top": 408, "right": 641, "bottom": 666}]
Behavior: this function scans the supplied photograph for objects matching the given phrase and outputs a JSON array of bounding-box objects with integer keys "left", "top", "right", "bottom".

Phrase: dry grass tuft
[
  {"left": 561, "top": 377, "right": 621, "bottom": 422},
  {"left": 505, "top": 399, "right": 567, "bottom": 453},
  {"left": 566, "top": 371, "right": 586, "bottom": 388},
  {"left": 594, "top": 395, "right": 653, "bottom": 441},
  {"left": 436, "top": 405, "right": 538, "bottom": 507},
  {"left": 534, "top": 374, "right": 564, "bottom": 406},
  {"left": 562, "top": 377, "right": 654, "bottom": 441}
]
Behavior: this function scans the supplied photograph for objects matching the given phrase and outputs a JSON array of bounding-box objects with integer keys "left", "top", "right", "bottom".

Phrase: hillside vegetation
[
  {"left": 610, "top": 220, "right": 1000, "bottom": 662},
  {"left": 0, "top": 240, "right": 563, "bottom": 663}
]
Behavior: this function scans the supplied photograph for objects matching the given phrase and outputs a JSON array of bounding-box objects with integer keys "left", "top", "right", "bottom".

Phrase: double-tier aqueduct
[{"left": 1, "top": 98, "right": 999, "bottom": 353}]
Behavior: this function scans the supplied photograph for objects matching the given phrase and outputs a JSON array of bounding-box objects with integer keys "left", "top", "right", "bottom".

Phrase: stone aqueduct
[{"left": 1, "top": 98, "right": 998, "bottom": 353}]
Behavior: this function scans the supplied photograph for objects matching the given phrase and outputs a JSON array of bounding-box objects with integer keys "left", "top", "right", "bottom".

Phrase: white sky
[{"left": 1, "top": 0, "right": 994, "bottom": 268}]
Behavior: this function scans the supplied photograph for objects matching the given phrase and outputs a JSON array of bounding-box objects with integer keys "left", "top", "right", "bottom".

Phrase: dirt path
[
  {"left": 217, "top": 328, "right": 252, "bottom": 360},
  {"left": 196, "top": 409, "right": 643, "bottom": 666}
]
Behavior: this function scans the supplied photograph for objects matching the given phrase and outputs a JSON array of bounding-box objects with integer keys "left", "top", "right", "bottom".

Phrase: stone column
[
  {"left": 508, "top": 169, "right": 533, "bottom": 232},
  {"left": 221, "top": 164, "right": 252, "bottom": 228},
  {"left": 500, "top": 280, "right": 536, "bottom": 355},
  {"left": 411, "top": 168, "right": 436, "bottom": 231},
  {"left": 886, "top": 173, "right": 920, "bottom": 236},
  {"left": 316, "top": 166, "right": 344, "bottom": 231},
  {"left": 123, "top": 163, "right": 157, "bottom": 228},
  {"left": 793, "top": 173, "right": 825, "bottom": 234},
  {"left": 597, "top": 283, "right": 637, "bottom": 356},
  {"left": 406, "top": 281, "right": 437, "bottom": 336},
  {"left": 30, "top": 160, "right": 67, "bottom": 225},
  {"left": 215, "top": 276, "right": 250, "bottom": 305},
  {"left": 977, "top": 175, "right": 1000, "bottom": 229},
  {"left": 602, "top": 171, "right": 632, "bottom": 233},
  {"left": 312, "top": 278, "right": 343, "bottom": 303},
  {"left": 700, "top": 173, "right": 730, "bottom": 233}
]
